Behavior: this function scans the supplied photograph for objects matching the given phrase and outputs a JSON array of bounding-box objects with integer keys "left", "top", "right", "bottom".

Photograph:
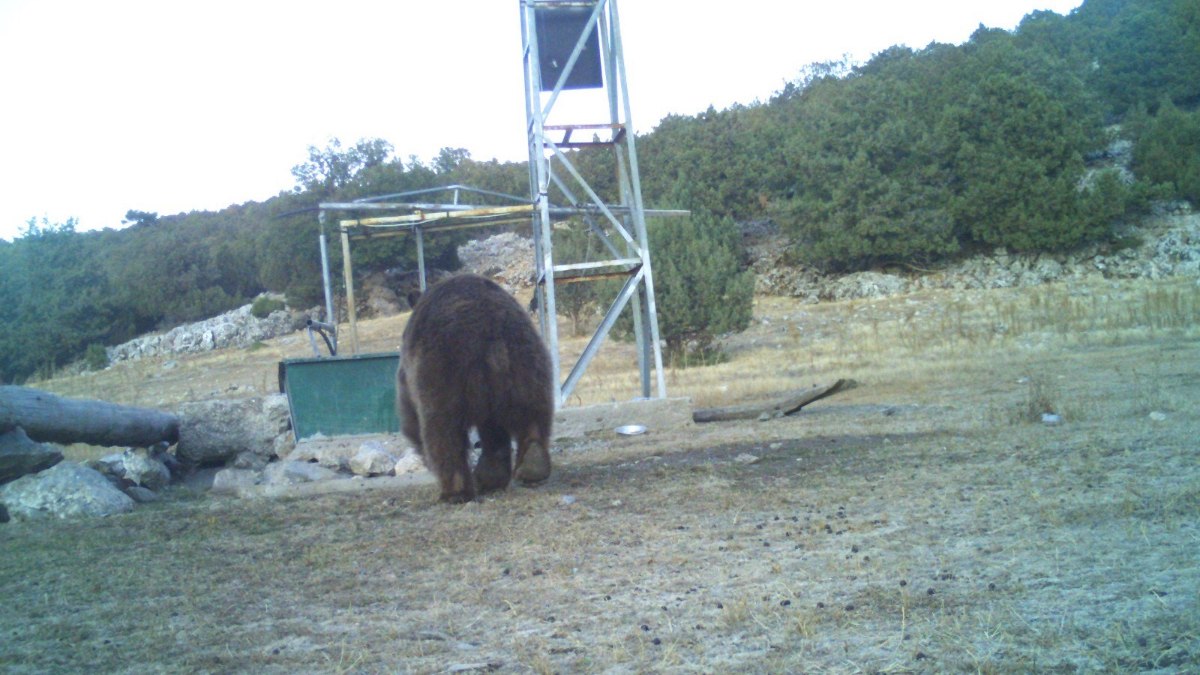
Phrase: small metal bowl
[{"left": 614, "top": 424, "right": 647, "bottom": 436}]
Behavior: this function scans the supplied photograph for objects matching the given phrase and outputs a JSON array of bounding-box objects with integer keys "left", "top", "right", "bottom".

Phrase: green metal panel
[{"left": 280, "top": 353, "right": 400, "bottom": 440}]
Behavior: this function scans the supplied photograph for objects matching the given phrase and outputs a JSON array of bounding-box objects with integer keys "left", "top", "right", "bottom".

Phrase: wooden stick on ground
[{"left": 691, "top": 379, "right": 848, "bottom": 424}]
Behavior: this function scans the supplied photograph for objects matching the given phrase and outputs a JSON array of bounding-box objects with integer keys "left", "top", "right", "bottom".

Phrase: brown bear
[{"left": 396, "top": 274, "right": 555, "bottom": 503}]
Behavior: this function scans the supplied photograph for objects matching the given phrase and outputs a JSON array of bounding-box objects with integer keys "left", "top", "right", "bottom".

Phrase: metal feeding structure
[{"left": 313, "top": 0, "right": 675, "bottom": 407}]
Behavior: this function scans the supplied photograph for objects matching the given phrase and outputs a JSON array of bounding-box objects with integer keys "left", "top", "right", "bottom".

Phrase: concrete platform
[
  {"left": 554, "top": 397, "right": 694, "bottom": 441},
  {"left": 234, "top": 396, "right": 694, "bottom": 500}
]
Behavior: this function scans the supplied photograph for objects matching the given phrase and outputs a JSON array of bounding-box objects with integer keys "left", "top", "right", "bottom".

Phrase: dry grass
[{"left": 4, "top": 276, "right": 1199, "bottom": 673}]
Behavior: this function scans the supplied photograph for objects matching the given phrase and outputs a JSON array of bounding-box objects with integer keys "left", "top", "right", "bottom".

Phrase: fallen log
[
  {"left": 692, "top": 379, "right": 849, "bottom": 424},
  {"left": 0, "top": 385, "right": 179, "bottom": 447}
]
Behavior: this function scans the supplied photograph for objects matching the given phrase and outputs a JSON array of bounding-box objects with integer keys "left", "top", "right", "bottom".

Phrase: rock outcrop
[
  {"left": 106, "top": 298, "right": 304, "bottom": 364},
  {"left": 751, "top": 209, "right": 1199, "bottom": 302}
]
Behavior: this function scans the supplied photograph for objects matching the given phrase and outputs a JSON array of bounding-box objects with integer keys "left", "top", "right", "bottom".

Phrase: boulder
[
  {"left": 350, "top": 442, "right": 398, "bottom": 477},
  {"left": 394, "top": 449, "right": 425, "bottom": 476},
  {"left": 262, "top": 460, "right": 343, "bottom": 485},
  {"left": 175, "top": 394, "right": 291, "bottom": 467},
  {"left": 92, "top": 452, "right": 125, "bottom": 479},
  {"left": 0, "top": 462, "right": 134, "bottom": 520},
  {"left": 120, "top": 449, "right": 171, "bottom": 490},
  {"left": 287, "top": 436, "right": 409, "bottom": 473},
  {"left": 287, "top": 441, "right": 353, "bottom": 471},
  {"left": 0, "top": 427, "right": 63, "bottom": 484},
  {"left": 123, "top": 486, "right": 161, "bottom": 503},
  {"left": 210, "top": 467, "right": 262, "bottom": 494}
]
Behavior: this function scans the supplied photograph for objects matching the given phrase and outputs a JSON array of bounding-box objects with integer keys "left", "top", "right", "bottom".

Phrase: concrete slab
[
  {"left": 233, "top": 397, "right": 694, "bottom": 500},
  {"left": 237, "top": 471, "right": 435, "bottom": 500},
  {"left": 554, "top": 397, "right": 694, "bottom": 441}
]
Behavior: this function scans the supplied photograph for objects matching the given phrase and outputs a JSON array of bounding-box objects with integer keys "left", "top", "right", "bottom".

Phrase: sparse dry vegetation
[{"left": 4, "top": 277, "right": 1199, "bottom": 673}]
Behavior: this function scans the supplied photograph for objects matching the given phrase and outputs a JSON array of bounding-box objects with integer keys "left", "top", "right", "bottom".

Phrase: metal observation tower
[
  {"left": 519, "top": 0, "right": 667, "bottom": 404},
  {"left": 316, "top": 0, "right": 670, "bottom": 407}
]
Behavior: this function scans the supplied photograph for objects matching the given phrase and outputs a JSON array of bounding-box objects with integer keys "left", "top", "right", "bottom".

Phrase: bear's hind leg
[
  {"left": 474, "top": 422, "right": 513, "bottom": 494},
  {"left": 422, "top": 423, "right": 474, "bottom": 503},
  {"left": 396, "top": 370, "right": 423, "bottom": 454},
  {"left": 514, "top": 423, "right": 551, "bottom": 485}
]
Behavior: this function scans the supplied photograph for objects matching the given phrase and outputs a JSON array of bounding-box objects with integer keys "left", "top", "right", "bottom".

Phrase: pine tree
[{"left": 636, "top": 212, "right": 754, "bottom": 365}]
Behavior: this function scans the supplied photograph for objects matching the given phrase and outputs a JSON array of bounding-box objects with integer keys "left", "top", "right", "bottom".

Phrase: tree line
[{"left": 2, "top": 0, "right": 1198, "bottom": 382}]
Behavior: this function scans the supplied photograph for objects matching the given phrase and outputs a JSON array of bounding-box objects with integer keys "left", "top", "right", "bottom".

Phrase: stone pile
[
  {"left": 0, "top": 392, "right": 430, "bottom": 522},
  {"left": 457, "top": 231, "right": 536, "bottom": 294},
  {"left": 209, "top": 435, "right": 425, "bottom": 495}
]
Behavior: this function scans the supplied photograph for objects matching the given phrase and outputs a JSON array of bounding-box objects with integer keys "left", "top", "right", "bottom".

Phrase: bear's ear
[{"left": 406, "top": 290, "right": 423, "bottom": 309}]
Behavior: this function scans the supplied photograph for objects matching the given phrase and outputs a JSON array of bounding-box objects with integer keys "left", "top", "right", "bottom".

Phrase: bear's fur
[{"left": 397, "top": 274, "right": 554, "bottom": 503}]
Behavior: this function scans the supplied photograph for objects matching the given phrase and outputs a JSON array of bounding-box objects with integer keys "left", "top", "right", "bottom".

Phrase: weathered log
[
  {"left": 692, "top": 379, "right": 848, "bottom": 423},
  {"left": 0, "top": 386, "right": 179, "bottom": 447}
]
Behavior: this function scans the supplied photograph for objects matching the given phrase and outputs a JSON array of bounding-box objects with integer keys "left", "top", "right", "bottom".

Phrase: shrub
[
  {"left": 615, "top": 212, "right": 754, "bottom": 366},
  {"left": 550, "top": 222, "right": 602, "bottom": 336},
  {"left": 1129, "top": 99, "right": 1200, "bottom": 206},
  {"left": 251, "top": 295, "right": 286, "bottom": 319},
  {"left": 83, "top": 344, "right": 109, "bottom": 372}
]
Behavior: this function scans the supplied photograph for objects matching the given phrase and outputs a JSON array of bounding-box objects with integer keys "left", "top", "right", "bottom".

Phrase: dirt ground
[{"left": 2, "top": 279, "right": 1198, "bottom": 673}]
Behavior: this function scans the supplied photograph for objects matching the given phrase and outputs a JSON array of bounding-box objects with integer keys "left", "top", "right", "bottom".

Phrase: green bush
[
  {"left": 83, "top": 344, "right": 109, "bottom": 372},
  {"left": 551, "top": 221, "right": 603, "bottom": 336},
  {"left": 1129, "top": 99, "right": 1200, "bottom": 205},
  {"left": 251, "top": 295, "right": 286, "bottom": 319},
  {"left": 617, "top": 212, "right": 754, "bottom": 366}
]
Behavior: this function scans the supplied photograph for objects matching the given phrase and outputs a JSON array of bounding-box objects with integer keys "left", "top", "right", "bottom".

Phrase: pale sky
[{"left": 0, "top": 0, "right": 1082, "bottom": 241}]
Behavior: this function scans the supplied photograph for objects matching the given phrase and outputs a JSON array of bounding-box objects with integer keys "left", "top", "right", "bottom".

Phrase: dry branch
[
  {"left": 0, "top": 385, "right": 179, "bottom": 447},
  {"left": 692, "top": 379, "right": 848, "bottom": 423}
]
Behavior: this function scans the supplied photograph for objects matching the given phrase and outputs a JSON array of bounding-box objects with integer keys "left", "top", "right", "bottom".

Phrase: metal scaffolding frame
[
  {"left": 520, "top": 0, "right": 668, "bottom": 405},
  {"left": 311, "top": 0, "right": 673, "bottom": 407},
  {"left": 316, "top": 185, "right": 683, "bottom": 392}
]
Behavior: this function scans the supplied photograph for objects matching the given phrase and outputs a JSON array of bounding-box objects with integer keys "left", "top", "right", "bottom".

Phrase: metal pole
[
  {"left": 317, "top": 211, "right": 337, "bottom": 354},
  {"left": 523, "top": 0, "right": 562, "bottom": 406},
  {"left": 610, "top": 0, "right": 666, "bottom": 398},
  {"left": 416, "top": 226, "right": 427, "bottom": 291}
]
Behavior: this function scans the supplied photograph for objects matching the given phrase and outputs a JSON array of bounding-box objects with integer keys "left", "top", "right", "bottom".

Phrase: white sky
[{"left": 0, "top": 0, "right": 1082, "bottom": 242}]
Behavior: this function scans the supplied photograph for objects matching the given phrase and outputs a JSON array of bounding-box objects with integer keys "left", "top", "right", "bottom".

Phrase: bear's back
[{"left": 402, "top": 274, "right": 553, "bottom": 420}]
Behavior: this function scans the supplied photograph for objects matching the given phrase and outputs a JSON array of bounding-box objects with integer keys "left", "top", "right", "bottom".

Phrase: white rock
[
  {"left": 210, "top": 467, "right": 262, "bottom": 493},
  {"left": 394, "top": 449, "right": 426, "bottom": 475},
  {"left": 350, "top": 443, "right": 398, "bottom": 477},
  {"left": 262, "top": 460, "right": 341, "bottom": 485},
  {"left": 1148, "top": 411, "right": 1168, "bottom": 422},
  {"left": 0, "top": 462, "right": 134, "bottom": 520},
  {"left": 287, "top": 442, "right": 352, "bottom": 471},
  {"left": 124, "top": 486, "right": 160, "bottom": 503},
  {"left": 121, "top": 449, "right": 171, "bottom": 490}
]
